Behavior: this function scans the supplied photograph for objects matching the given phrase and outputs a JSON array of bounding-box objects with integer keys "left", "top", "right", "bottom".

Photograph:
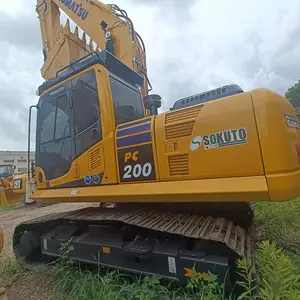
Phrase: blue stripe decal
[
  {"left": 118, "top": 118, "right": 151, "bottom": 130},
  {"left": 117, "top": 132, "right": 152, "bottom": 148},
  {"left": 117, "top": 123, "right": 151, "bottom": 138}
]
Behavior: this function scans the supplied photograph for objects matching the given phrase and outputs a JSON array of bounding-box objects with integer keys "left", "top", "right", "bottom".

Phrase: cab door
[
  {"left": 37, "top": 82, "right": 74, "bottom": 186},
  {"left": 37, "top": 70, "right": 104, "bottom": 188},
  {"left": 70, "top": 70, "right": 105, "bottom": 185}
]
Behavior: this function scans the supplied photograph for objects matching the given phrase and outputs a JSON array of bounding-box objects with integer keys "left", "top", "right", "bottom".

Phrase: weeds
[
  {"left": 53, "top": 242, "right": 230, "bottom": 300},
  {"left": 51, "top": 239, "right": 300, "bottom": 300},
  {"left": 236, "top": 241, "right": 300, "bottom": 300},
  {"left": 0, "top": 205, "right": 17, "bottom": 212},
  {"left": 254, "top": 197, "right": 300, "bottom": 256},
  {"left": 0, "top": 255, "right": 25, "bottom": 287},
  {"left": 1, "top": 200, "right": 300, "bottom": 299}
]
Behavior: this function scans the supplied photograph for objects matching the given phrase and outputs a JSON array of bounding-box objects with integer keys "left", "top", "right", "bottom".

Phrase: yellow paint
[
  {"left": 33, "top": 83, "right": 300, "bottom": 204},
  {"left": 0, "top": 179, "right": 21, "bottom": 206},
  {"left": 165, "top": 142, "right": 178, "bottom": 153},
  {"left": 35, "top": 65, "right": 119, "bottom": 190},
  {"left": 12, "top": 174, "right": 27, "bottom": 195},
  {"left": 32, "top": 175, "right": 269, "bottom": 202},
  {"left": 0, "top": 187, "right": 7, "bottom": 206},
  {"left": 32, "top": 0, "right": 300, "bottom": 209},
  {"left": 36, "top": 0, "right": 148, "bottom": 98},
  {"left": 184, "top": 268, "right": 213, "bottom": 281},
  {"left": 103, "top": 247, "right": 111, "bottom": 254}
]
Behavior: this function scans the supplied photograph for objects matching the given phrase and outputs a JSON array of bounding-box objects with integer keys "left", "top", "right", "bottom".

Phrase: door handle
[{"left": 91, "top": 128, "right": 98, "bottom": 134}]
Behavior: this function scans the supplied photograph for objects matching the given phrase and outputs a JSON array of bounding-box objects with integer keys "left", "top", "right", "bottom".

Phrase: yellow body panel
[
  {"left": 32, "top": 175, "right": 268, "bottom": 203},
  {"left": 251, "top": 89, "right": 300, "bottom": 200},
  {"left": 0, "top": 179, "right": 22, "bottom": 206},
  {"left": 12, "top": 174, "right": 27, "bottom": 194},
  {"left": 33, "top": 59, "right": 300, "bottom": 205},
  {"left": 155, "top": 92, "right": 264, "bottom": 181}
]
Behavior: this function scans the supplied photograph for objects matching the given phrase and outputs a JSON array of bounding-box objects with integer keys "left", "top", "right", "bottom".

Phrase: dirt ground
[{"left": 0, "top": 203, "right": 94, "bottom": 300}]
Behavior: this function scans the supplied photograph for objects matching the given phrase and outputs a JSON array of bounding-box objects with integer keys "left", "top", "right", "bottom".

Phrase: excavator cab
[
  {"left": 0, "top": 164, "right": 14, "bottom": 180},
  {"left": 35, "top": 51, "right": 146, "bottom": 189}
]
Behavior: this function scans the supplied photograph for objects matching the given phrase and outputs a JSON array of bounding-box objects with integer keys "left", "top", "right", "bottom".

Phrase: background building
[{"left": 0, "top": 151, "right": 35, "bottom": 173}]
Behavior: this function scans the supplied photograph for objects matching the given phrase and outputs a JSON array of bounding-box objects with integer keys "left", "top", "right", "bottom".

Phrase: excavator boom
[{"left": 36, "top": 0, "right": 148, "bottom": 96}]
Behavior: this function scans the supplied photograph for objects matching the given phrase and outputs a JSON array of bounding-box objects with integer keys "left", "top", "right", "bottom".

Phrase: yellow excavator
[
  {"left": 0, "top": 163, "right": 34, "bottom": 206},
  {"left": 13, "top": 0, "right": 300, "bottom": 288},
  {"left": 0, "top": 164, "right": 25, "bottom": 206}
]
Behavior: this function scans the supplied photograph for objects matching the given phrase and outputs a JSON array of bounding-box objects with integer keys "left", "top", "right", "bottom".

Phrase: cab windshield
[{"left": 0, "top": 165, "right": 13, "bottom": 179}]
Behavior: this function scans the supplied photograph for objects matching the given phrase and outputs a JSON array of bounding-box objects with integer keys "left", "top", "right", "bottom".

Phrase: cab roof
[{"left": 38, "top": 50, "right": 144, "bottom": 96}]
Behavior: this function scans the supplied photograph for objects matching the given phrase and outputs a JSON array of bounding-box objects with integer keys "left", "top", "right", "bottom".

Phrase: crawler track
[{"left": 14, "top": 206, "right": 254, "bottom": 262}]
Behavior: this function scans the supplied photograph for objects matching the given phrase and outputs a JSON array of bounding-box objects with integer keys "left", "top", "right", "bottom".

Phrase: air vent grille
[
  {"left": 89, "top": 147, "right": 102, "bottom": 170},
  {"left": 165, "top": 121, "right": 195, "bottom": 139},
  {"left": 165, "top": 105, "right": 202, "bottom": 124},
  {"left": 168, "top": 154, "right": 189, "bottom": 176}
]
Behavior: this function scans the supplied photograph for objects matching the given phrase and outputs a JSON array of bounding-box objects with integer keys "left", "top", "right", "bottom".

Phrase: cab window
[{"left": 109, "top": 76, "right": 144, "bottom": 127}]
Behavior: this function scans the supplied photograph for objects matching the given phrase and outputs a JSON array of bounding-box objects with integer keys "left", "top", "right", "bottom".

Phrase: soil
[{"left": 0, "top": 203, "right": 95, "bottom": 300}]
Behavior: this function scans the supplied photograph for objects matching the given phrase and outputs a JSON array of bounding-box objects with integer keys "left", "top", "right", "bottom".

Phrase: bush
[
  {"left": 52, "top": 240, "right": 300, "bottom": 300},
  {"left": 253, "top": 198, "right": 300, "bottom": 256},
  {"left": 0, "top": 255, "right": 24, "bottom": 287},
  {"left": 237, "top": 241, "right": 300, "bottom": 300}
]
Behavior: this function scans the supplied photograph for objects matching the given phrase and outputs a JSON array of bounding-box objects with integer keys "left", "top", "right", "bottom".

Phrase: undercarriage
[{"left": 13, "top": 202, "right": 254, "bottom": 291}]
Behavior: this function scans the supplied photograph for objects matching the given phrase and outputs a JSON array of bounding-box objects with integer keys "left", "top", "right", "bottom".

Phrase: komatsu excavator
[{"left": 13, "top": 0, "right": 300, "bottom": 287}]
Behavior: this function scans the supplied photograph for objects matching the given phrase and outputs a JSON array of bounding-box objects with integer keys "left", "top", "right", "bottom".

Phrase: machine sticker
[
  {"left": 84, "top": 175, "right": 91, "bottom": 185},
  {"left": 49, "top": 86, "right": 64, "bottom": 96},
  {"left": 118, "top": 144, "right": 156, "bottom": 182},
  {"left": 59, "top": 0, "right": 89, "bottom": 21},
  {"left": 184, "top": 268, "right": 213, "bottom": 280},
  {"left": 285, "top": 114, "right": 300, "bottom": 129},
  {"left": 190, "top": 136, "right": 202, "bottom": 151},
  {"left": 70, "top": 190, "right": 79, "bottom": 196},
  {"left": 92, "top": 174, "right": 101, "bottom": 185},
  {"left": 203, "top": 128, "right": 247, "bottom": 150},
  {"left": 13, "top": 179, "right": 22, "bottom": 190},
  {"left": 168, "top": 257, "right": 177, "bottom": 274},
  {"left": 43, "top": 239, "right": 48, "bottom": 251}
]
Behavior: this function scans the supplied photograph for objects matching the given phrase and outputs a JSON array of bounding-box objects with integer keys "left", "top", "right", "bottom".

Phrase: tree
[{"left": 285, "top": 80, "right": 300, "bottom": 109}]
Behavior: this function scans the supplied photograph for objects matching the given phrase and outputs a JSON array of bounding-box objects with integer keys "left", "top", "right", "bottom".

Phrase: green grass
[
  {"left": 0, "top": 255, "right": 25, "bottom": 287},
  {"left": 0, "top": 205, "right": 18, "bottom": 212},
  {"left": 53, "top": 265, "right": 227, "bottom": 300},
  {"left": 253, "top": 197, "right": 300, "bottom": 256},
  {"left": 50, "top": 198, "right": 300, "bottom": 300},
  {"left": 1, "top": 199, "right": 300, "bottom": 299},
  {"left": 50, "top": 241, "right": 300, "bottom": 300}
]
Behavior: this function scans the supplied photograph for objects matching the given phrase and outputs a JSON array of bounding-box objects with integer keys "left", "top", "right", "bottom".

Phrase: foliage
[
  {"left": 51, "top": 237, "right": 300, "bottom": 300},
  {"left": 285, "top": 80, "right": 300, "bottom": 109},
  {"left": 53, "top": 242, "right": 229, "bottom": 300},
  {"left": 253, "top": 198, "right": 300, "bottom": 256},
  {"left": 3, "top": 196, "right": 300, "bottom": 300},
  {"left": 185, "top": 270, "right": 226, "bottom": 300},
  {"left": 236, "top": 258, "right": 257, "bottom": 300},
  {"left": 256, "top": 242, "right": 300, "bottom": 299},
  {"left": 236, "top": 242, "right": 300, "bottom": 300},
  {"left": 0, "top": 255, "right": 25, "bottom": 287},
  {"left": 0, "top": 205, "right": 17, "bottom": 212}
]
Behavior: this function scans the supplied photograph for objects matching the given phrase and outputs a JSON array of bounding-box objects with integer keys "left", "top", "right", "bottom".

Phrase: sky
[{"left": 1, "top": 0, "right": 300, "bottom": 150}]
